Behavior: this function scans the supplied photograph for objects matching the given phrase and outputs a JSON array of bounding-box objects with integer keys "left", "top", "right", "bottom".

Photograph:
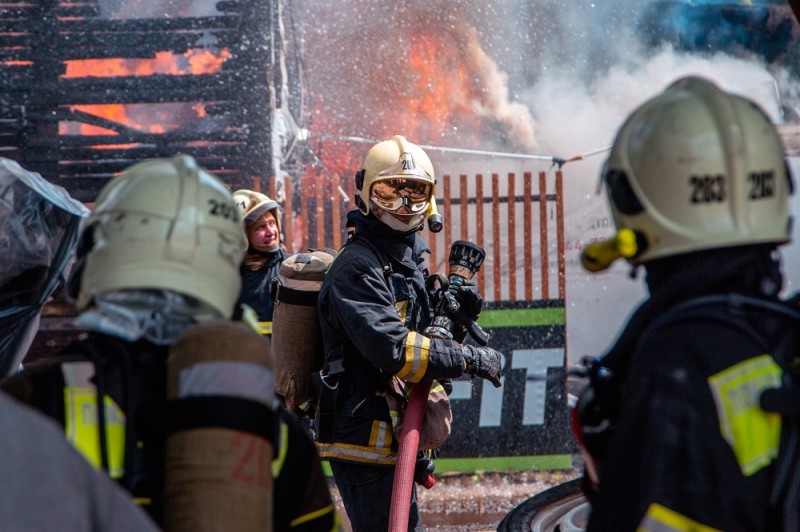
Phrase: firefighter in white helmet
[
  {"left": 1, "top": 155, "right": 339, "bottom": 531},
  {"left": 316, "top": 135, "right": 503, "bottom": 531},
  {"left": 233, "top": 189, "right": 286, "bottom": 336},
  {"left": 0, "top": 157, "right": 158, "bottom": 531},
  {"left": 574, "top": 76, "right": 799, "bottom": 531}
]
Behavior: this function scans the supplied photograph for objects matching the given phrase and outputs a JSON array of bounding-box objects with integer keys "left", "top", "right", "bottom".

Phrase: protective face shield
[
  {"left": 232, "top": 189, "right": 282, "bottom": 239},
  {"left": 356, "top": 135, "right": 436, "bottom": 232},
  {"left": 582, "top": 76, "right": 792, "bottom": 272},
  {"left": 70, "top": 154, "right": 248, "bottom": 319}
]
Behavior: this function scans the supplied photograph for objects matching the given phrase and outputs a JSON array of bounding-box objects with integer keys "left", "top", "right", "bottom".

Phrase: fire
[
  {"left": 404, "top": 34, "right": 473, "bottom": 139},
  {"left": 302, "top": 17, "right": 522, "bottom": 199},
  {"left": 63, "top": 49, "right": 230, "bottom": 78},
  {"left": 61, "top": 49, "right": 230, "bottom": 136}
]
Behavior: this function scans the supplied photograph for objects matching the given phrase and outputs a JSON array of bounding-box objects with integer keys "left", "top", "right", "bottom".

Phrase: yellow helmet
[
  {"left": 590, "top": 76, "right": 792, "bottom": 269},
  {"left": 356, "top": 135, "right": 436, "bottom": 232},
  {"left": 73, "top": 155, "right": 248, "bottom": 318},
  {"left": 232, "top": 188, "right": 282, "bottom": 237}
]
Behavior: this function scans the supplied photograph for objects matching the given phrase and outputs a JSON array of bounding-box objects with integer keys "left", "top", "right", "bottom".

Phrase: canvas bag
[{"left": 384, "top": 376, "right": 453, "bottom": 450}]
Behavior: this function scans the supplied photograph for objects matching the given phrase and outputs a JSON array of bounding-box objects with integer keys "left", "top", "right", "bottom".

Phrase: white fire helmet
[
  {"left": 356, "top": 135, "right": 437, "bottom": 232},
  {"left": 598, "top": 75, "right": 792, "bottom": 266},
  {"left": 73, "top": 154, "right": 248, "bottom": 318},
  {"left": 232, "top": 188, "right": 281, "bottom": 237}
]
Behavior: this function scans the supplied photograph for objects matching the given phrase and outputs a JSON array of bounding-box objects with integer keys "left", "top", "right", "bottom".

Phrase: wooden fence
[{"left": 258, "top": 169, "right": 566, "bottom": 304}]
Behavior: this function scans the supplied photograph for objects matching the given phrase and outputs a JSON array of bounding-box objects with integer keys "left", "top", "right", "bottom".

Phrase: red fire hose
[{"left": 388, "top": 380, "right": 432, "bottom": 532}]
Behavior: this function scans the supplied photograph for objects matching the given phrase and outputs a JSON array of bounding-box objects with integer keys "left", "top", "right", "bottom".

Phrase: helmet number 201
[{"left": 689, "top": 175, "right": 726, "bottom": 204}]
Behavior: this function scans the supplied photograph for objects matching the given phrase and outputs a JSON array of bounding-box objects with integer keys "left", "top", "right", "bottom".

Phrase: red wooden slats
[
  {"left": 523, "top": 172, "right": 533, "bottom": 301},
  {"left": 281, "top": 169, "right": 566, "bottom": 303},
  {"left": 556, "top": 170, "right": 566, "bottom": 300},
  {"left": 538, "top": 170, "right": 549, "bottom": 300},
  {"left": 475, "top": 174, "right": 485, "bottom": 292},
  {"left": 492, "top": 173, "right": 501, "bottom": 302},
  {"left": 508, "top": 172, "right": 516, "bottom": 301}
]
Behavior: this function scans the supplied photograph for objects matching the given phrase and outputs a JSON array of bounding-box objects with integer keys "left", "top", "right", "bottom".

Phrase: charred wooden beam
[
  {"left": 0, "top": 15, "right": 240, "bottom": 35},
  {"left": 29, "top": 73, "right": 253, "bottom": 104},
  {"left": 24, "top": 128, "right": 249, "bottom": 146}
]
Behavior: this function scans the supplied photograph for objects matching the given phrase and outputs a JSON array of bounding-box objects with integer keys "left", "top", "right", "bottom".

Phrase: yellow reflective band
[
  {"left": 64, "top": 387, "right": 126, "bottom": 479},
  {"left": 397, "top": 331, "right": 430, "bottom": 382},
  {"left": 272, "top": 419, "right": 289, "bottom": 479},
  {"left": 240, "top": 305, "right": 272, "bottom": 335},
  {"left": 256, "top": 321, "right": 273, "bottom": 335},
  {"left": 316, "top": 441, "right": 396, "bottom": 465},
  {"left": 241, "top": 304, "right": 261, "bottom": 333},
  {"left": 639, "top": 502, "right": 721, "bottom": 532},
  {"left": 289, "top": 502, "right": 338, "bottom": 528},
  {"left": 395, "top": 300, "right": 409, "bottom": 322},
  {"left": 708, "top": 354, "right": 782, "bottom": 476},
  {"left": 389, "top": 408, "right": 400, "bottom": 429},
  {"left": 368, "top": 420, "right": 393, "bottom": 449}
]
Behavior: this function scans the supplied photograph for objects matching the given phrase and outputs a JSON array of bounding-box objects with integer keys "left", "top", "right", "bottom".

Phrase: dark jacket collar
[{"left": 348, "top": 210, "right": 430, "bottom": 271}]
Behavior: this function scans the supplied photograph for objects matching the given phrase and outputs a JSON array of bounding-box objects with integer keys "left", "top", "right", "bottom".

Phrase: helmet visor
[{"left": 370, "top": 178, "right": 432, "bottom": 213}]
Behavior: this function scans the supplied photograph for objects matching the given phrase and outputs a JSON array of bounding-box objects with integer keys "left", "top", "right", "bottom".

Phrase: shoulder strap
[
  {"left": 641, "top": 293, "right": 800, "bottom": 353},
  {"left": 348, "top": 234, "right": 392, "bottom": 273},
  {"left": 316, "top": 235, "right": 396, "bottom": 443}
]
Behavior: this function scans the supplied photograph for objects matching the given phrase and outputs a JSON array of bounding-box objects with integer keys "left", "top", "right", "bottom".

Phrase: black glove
[
  {"left": 448, "top": 279, "right": 483, "bottom": 322},
  {"left": 461, "top": 344, "right": 502, "bottom": 387}
]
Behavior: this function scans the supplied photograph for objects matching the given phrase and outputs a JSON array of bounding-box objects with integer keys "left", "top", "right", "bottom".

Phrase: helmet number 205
[
  {"left": 689, "top": 175, "right": 726, "bottom": 204},
  {"left": 747, "top": 170, "right": 775, "bottom": 200}
]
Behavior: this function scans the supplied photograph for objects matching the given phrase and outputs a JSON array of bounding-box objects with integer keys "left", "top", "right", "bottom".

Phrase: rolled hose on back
[{"left": 163, "top": 320, "right": 275, "bottom": 532}]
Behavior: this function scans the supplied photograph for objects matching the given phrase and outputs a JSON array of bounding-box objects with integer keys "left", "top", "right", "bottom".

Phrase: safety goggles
[
  {"left": 370, "top": 152, "right": 433, "bottom": 213},
  {"left": 371, "top": 178, "right": 432, "bottom": 213}
]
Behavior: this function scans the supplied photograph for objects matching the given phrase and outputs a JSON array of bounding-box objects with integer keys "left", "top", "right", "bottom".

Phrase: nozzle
[
  {"left": 427, "top": 197, "right": 443, "bottom": 233},
  {"left": 581, "top": 228, "right": 639, "bottom": 272}
]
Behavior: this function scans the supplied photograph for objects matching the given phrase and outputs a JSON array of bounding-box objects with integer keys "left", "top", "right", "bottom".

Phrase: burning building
[{"left": 0, "top": 0, "right": 297, "bottom": 202}]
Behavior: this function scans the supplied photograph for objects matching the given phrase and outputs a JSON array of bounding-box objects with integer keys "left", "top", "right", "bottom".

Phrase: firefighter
[
  {"left": 316, "top": 135, "right": 503, "bottom": 531},
  {"left": 0, "top": 158, "right": 157, "bottom": 531},
  {"left": 233, "top": 189, "right": 286, "bottom": 337},
  {"left": 1, "top": 155, "right": 339, "bottom": 531},
  {"left": 575, "top": 76, "right": 798, "bottom": 531}
]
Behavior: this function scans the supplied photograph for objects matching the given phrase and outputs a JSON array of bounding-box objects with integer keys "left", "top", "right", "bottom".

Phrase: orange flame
[
  {"left": 404, "top": 34, "right": 474, "bottom": 138},
  {"left": 63, "top": 48, "right": 230, "bottom": 78},
  {"left": 61, "top": 49, "right": 229, "bottom": 136}
]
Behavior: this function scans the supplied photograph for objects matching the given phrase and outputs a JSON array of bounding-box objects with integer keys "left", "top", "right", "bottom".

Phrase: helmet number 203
[{"left": 689, "top": 174, "right": 726, "bottom": 204}]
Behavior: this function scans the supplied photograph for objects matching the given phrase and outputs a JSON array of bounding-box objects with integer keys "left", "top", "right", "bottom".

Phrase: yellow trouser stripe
[
  {"left": 289, "top": 503, "right": 338, "bottom": 528},
  {"left": 397, "top": 331, "right": 430, "bottom": 382},
  {"left": 639, "top": 503, "right": 721, "bottom": 532},
  {"left": 708, "top": 354, "right": 782, "bottom": 476}
]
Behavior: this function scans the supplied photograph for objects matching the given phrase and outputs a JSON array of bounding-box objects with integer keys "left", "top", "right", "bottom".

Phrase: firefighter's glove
[
  {"left": 448, "top": 280, "right": 483, "bottom": 323},
  {"left": 461, "top": 344, "right": 502, "bottom": 387}
]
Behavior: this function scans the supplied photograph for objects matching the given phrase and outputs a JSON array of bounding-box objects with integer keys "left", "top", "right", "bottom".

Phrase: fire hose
[
  {"left": 388, "top": 380, "right": 433, "bottom": 531},
  {"left": 388, "top": 241, "right": 487, "bottom": 532}
]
